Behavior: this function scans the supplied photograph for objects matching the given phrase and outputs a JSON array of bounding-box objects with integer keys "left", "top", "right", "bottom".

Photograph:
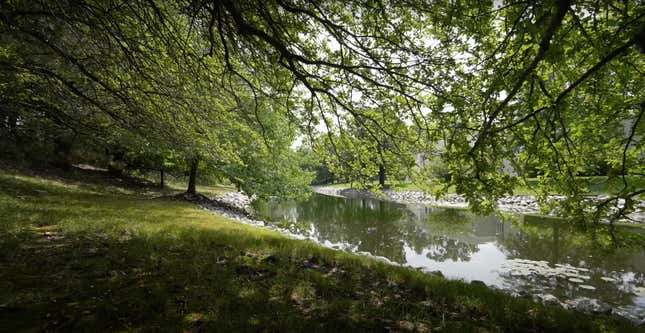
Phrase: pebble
[
  {"left": 579, "top": 285, "right": 596, "bottom": 291},
  {"left": 633, "top": 286, "right": 645, "bottom": 295}
]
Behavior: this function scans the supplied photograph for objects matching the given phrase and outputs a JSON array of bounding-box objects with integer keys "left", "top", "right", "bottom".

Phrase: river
[{"left": 251, "top": 192, "right": 645, "bottom": 322}]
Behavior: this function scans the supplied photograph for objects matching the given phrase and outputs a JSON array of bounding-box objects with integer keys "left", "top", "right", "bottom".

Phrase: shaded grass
[
  {"left": 165, "top": 181, "right": 234, "bottom": 198},
  {"left": 0, "top": 171, "right": 641, "bottom": 332},
  {"left": 0, "top": 162, "right": 235, "bottom": 198}
]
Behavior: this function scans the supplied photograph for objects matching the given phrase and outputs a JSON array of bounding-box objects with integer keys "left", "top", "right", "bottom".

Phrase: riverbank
[
  {"left": 1, "top": 170, "right": 642, "bottom": 331},
  {"left": 214, "top": 189, "right": 645, "bottom": 323},
  {"left": 314, "top": 186, "right": 645, "bottom": 224}
]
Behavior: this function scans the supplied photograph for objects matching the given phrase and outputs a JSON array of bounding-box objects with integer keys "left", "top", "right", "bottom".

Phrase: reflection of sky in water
[
  {"left": 636, "top": 296, "right": 645, "bottom": 307},
  {"left": 254, "top": 193, "right": 645, "bottom": 320}
]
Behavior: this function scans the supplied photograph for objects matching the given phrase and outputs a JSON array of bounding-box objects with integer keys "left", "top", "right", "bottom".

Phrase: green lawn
[
  {"left": 164, "top": 179, "right": 235, "bottom": 197},
  {"left": 0, "top": 170, "right": 640, "bottom": 332}
]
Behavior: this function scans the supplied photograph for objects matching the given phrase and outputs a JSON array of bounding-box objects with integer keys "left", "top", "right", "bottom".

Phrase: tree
[
  {"left": 295, "top": 146, "right": 335, "bottom": 185},
  {"left": 2, "top": 0, "right": 643, "bottom": 223},
  {"left": 313, "top": 102, "right": 417, "bottom": 189},
  {"left": 0, "top": 0, "right": 311, "bottom": 198},
  {"left": 191, "top": 0, "right": 643, "bottom": 222}
]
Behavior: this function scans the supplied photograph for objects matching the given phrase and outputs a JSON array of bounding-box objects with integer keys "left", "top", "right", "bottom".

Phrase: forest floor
[{"left": 0, "top": 167, "right": 642, "bottom": 332}]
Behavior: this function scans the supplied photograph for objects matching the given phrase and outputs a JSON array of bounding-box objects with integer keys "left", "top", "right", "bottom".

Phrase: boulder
[
  {"left": 535, "top": 293, "right": 560, "bottom": 305},
  {"left": 427, "top": 270, "right": 444, "bottom": 278},
  {"left": 567, "top": 297, "right": 612, "bottom": 314},
  {"left": 470, "top": 280, "right": 486, "bottom": 288}
]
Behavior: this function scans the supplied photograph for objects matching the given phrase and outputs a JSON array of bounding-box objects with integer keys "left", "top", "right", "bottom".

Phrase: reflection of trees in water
[
  {"left": 420, "top": 208, "right": 472, "bottom": 226},
  {"left": 254, "top": 194, "right": 481, "bottom": 263},
  {"left": 423, "top": 236, "right": 479, "bottom": 262},
  {"left": 301, "top": 195, "right": 415, "bottom": 262},
  {"left": 255, "top": 194, "right": 645, "bottom": 310},
  {"left": 498, "top": 217, "right": 645, "bottom": 274},
  {"left": 496, "top": 217, "right": 645, "bottom": 306},
  {"left": 254, "top": 195, "right": 411, "bottom": 261},
  {"left": 257, "top": 195, "right": 645, "bottom": 277}
]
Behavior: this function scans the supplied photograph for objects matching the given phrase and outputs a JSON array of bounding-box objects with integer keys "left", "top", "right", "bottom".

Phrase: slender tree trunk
[
  {"left": 186, "top": 157, "right": 199, "bottom": 194},
  {"left": 377, "top": 143, "right": 387, "bottom": 187},
  {"left": 53, "top": 137, "right": 73, "bottom": 170},
  {"left": 159, "top": 165, "right": 165, "bottom": 188},
  {"left": 8, "top": 111, "right": 19, "bottom": 139},
  {"left": 378, "top": 164, "right": 386, "bottom": 187},
  {"left": 107, "top": 150, "right": 126, "bottom": 176}
]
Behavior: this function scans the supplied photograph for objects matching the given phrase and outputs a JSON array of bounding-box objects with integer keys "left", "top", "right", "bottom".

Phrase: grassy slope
[
  {"left": 0, "top": 171, "right": 641, "bottom": 332},
  {"left": 164, "top": 179, "right": 234, "bottom": 198}
]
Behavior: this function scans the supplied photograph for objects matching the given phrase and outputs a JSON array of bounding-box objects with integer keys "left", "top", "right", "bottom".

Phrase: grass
[
  {"left": 164, "top": 179, "right": 235, "bottom": 197},
  {"left": 0, "top": 163, "right": 234, "bottom": 198},
  {"left": 0, "top": 170, "right": 642, "bottom": 332}
]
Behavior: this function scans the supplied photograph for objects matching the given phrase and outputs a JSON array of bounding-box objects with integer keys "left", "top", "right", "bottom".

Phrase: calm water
[{"left": 253, "top": 193, "right": 645, "bottom": 319}]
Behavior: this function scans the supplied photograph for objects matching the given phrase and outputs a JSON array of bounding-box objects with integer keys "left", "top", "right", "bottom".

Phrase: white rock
[{"left": 579, "top": 285, "right": 596, "bottom": 291}]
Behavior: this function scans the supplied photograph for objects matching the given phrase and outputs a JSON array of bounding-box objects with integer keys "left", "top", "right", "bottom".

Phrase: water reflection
[{"left": 252, "top": 193, "right": 645, "bottom": 316}]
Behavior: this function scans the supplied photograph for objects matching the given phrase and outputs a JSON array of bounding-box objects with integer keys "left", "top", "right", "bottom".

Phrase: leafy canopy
[{"left": 1, "top": 0, "right": 643, "bottom": 220}]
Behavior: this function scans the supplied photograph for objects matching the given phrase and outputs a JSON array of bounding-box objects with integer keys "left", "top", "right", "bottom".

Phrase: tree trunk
[
  {"left": 378, "top": 164, "right": 386, "bottom": 187},
  {"left": 186, "top": 157, "right": 199, "bottom": 194},
  {"left": 53, "top": 137, "right": 73, "bottom": 170},
  {"left": 107, "top": 150, "right": 126, "bottom": 176},
  {"left": 7, "top": 111, "right": 19, "bottom": 139},
  {"left": 159, "top": 165, "right": 165, "bottom": 188}
]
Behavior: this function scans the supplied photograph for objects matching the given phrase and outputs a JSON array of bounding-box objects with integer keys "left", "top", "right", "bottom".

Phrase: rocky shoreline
[{"left": 314, "top": 186, "right": 645, "bottom": 223}]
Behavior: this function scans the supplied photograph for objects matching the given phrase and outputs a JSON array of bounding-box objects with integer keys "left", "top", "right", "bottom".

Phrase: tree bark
[
  {"left": 159, "top": 164, "right": 165, "bottom": 188},
  {"left": 186, "top": 157, "right": 199, "bottom": 194},
  {"left": 53, "top": 137, "right": 73, "bottom": 170},
  {"left": 378, "top": 163, "right": 386, "bottom": 187},
  {"left": 7, "top": 111, "right": 19, "bottom": 139},
  {"left": 107, "top": 150, "right": 126, "bottom": 176}
]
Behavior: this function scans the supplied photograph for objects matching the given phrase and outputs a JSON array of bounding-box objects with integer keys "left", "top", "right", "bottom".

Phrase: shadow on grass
[{"left": 0, "top": 173, "right": 641, "bottom": 332}]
